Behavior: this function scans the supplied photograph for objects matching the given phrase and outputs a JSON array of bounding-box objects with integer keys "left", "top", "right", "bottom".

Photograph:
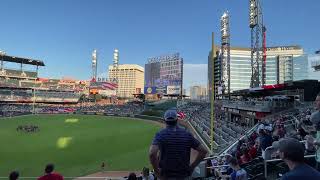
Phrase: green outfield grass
[{"left": 0, "top": 114, "right": 162, "bottom": 177}]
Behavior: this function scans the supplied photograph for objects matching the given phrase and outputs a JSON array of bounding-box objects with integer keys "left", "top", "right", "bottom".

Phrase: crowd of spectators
[
  {"left": 0, "top": 102, "right": 144, "bottom": 117},
  {"left": 0, "top": 88, "right": 80, "bottom": 102},
  {"left": 79, "top": 103, "right": 144, "bottom": 116},
  {"left": 203, "top": 101, "right": 320, "bottom": 179},
  {"left": 177, "top": 97, "right": 320, "bottom": 179}
]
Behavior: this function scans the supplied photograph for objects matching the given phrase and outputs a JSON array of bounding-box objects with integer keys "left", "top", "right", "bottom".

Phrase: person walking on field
[{"left": 149, "top": 109, "right": 208, "bottom": 180}]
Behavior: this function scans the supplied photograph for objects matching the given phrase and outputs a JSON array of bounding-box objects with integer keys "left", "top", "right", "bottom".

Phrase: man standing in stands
[
  {"left": 38, "top": 164, "right": 63, "bottom": 180},
  {"left": 149, "top": 109, "right": 208, "bottom": 180},
  {"left": 311, "top": 93, "right": 320, "bottom": 170},
  {"left": 278, "top": 138, "right": 320, "bottom": 180}
]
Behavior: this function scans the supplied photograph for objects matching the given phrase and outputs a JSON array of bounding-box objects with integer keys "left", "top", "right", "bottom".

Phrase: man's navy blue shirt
[
  {"left": 281, "top": 164, "right": 320, "bottom": 180},
  {"left": 152, "top": 126, "right": 200, "bottom": 178}
]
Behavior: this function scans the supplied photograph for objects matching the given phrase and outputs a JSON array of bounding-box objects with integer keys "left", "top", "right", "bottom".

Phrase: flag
[
  {"left": 177, "top": 112, "right": 186, "bottom": 120},
  {"left": 90, "top": 82, "right": 118, "bottom": 90}
]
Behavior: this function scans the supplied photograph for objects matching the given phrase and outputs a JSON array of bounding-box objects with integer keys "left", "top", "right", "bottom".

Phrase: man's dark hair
[
  {"left": 229, "top": 157, "right": 239, "bottom": 166},
  {"left": 9, "top": 171, "right": 19, "bottom": 180},
  {"left": 45, "top": 164, "right": 54, "bottom": 174},
  {"left": 128, "top": 172, "right": 137, "bottom": 180},
  {"left": 279, "top": 138, "right": 305, "bottom": 162}
]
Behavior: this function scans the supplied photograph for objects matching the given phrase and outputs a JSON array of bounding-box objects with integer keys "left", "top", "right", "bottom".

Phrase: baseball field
[{"left": 0, "top": 114, "right": 162, "bottom": 177}]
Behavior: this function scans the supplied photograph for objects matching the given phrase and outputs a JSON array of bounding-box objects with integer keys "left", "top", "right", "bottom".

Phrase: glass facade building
[
  {"left": 308, "top": 54, "right": 320, "bottom": 79},
  {"left": 208, "top": 46, "right": 310, "bottom": 95}
]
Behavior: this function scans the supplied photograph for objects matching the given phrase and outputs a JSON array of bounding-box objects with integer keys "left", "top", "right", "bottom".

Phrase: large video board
[{"left": 144, "top": 53, "right": 183, "bottom": 95}]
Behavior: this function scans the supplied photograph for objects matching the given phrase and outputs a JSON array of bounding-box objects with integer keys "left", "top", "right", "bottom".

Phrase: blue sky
[{"left": 0, "top": 0, "right": 319, "bottom": 82}]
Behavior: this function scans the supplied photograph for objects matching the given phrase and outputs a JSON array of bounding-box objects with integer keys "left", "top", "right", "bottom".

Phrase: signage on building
[
  {"left": 156, "top": 86, "right": 167, "bottom": 94},
  {"left": 147, "top": 53, "right": 180, "bottom": 63},
  {"left": 144, "top": 87, "right": 157, "bottom": 94},
  {"left": 99, "top": 89, "right": 116, "bottom": 96},
  {"left": 247, "top": 111, "right": 255, "bottom": 116},
  {"left": 166, "top": 85, "right": 181, "bottom": 95},
  {"left": 266, "top": 46, "right": 300, "bottom": 52}
]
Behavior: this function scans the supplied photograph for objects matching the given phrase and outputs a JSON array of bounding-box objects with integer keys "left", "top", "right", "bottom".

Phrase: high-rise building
[
  {"left": 309, "top": 53, "right": 320, "bottom": 79},
  {"left": 208, "top": 45, "right": 309, "bottom": 98},
  {"left": 190, "top": 85, "right": 207, "bottom": 100},
  {"left": 108, "top": 64, "right": 144, "bottom": 98}
]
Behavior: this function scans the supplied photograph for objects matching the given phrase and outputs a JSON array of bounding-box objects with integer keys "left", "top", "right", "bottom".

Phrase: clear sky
[{"left": 0, "top": 0, "right": 319, "bottom": 80}]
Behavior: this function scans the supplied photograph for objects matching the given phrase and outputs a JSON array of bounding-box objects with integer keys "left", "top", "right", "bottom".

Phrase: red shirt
[
  {"left": 38, "top": 173, "right": 64, "bottom": 180},
  {"left": 248, "top": 146, "right": 257, "bottom": 159}
]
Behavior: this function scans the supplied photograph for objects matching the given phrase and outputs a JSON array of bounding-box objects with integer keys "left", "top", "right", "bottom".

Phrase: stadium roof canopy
[{"left": 1, "top": 55, "right": 45, "bottom": 66}]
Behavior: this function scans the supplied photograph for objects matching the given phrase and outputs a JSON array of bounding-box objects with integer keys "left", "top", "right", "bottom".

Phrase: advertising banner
[
  {"left": 166, "top": 85, "right": 181, "bottom": 95},
  {"left": 144, "top": 87, "right": 157, "bottom": 94},
  {"left": 156, "top": 86, "right": 167, "bottom": 94},
  {"left": 99, "top": 89, "right": 116, "bottom": 96}
]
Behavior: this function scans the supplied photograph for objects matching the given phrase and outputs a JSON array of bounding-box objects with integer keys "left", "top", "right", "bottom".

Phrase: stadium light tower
[
  {"left": 0, "top": 50, "right": 6, "bottom": 71},
  {"left": 112, "top": 49, "right": 119, "bottom": 83},
  {"left": 220, "top": 11, "right": 231, "bottom": 99},
  {"left": 92, "top": 49, "right": 98, "bottom": 81},
  {"left": 249, "top": 0, "right": 264, "bottom": 88}
]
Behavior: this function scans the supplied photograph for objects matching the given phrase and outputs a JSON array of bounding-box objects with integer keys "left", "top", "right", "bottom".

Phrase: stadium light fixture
[
  {"left": 249, "top": 0, "right": 257, "bottom": 28},
  {"left": 0, "top": 51, "right": 6, "bottom": 56}
]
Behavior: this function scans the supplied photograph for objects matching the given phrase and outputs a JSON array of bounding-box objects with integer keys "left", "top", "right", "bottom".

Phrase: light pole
[{"left": 0, "top": 50, "right": 6, "bottom": 71}]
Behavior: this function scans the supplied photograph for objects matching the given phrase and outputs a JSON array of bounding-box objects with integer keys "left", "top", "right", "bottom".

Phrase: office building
[
  {"left": 208, "top": 44, "right": 309, "bottom": 98},
  {"left": 108, "top": 64, "right": 144, "bottom": 98}
]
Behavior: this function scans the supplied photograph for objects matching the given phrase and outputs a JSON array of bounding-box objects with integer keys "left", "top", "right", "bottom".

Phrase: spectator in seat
[
  {"left": 311, "top": 93, "right": 320, "bottom": 170},
  {"left": 149, "top": 109, "right": 208, "bottom": 180},
  {"left": 248, "top": 141, "right": 258, "bottom": 159},
  {"left": 305, "top": 135, "right": 316, "bottom": 155},
  {"left": 296, "top": 123, "right": 308, "bottom": 140},
  {"left": 9, "top": 171, "right": 19, "bottom": 180},
  {"left": 127, "top": 172, "right": 137, "bottom": 180},
  {"left": 142, "top": 167, "right": 154, "bottom": 180},
  {"left": 239, "top": 146, "right": 251, "bottom": 164},
  {"left": 278, "top": 138, "right": 320, "bottom": 180},
  {"left": 38, "top": 164, "right": 63, "bottom": 180},
  {"left": 229, "top": 157, "right": 248, "bottom": 180}
]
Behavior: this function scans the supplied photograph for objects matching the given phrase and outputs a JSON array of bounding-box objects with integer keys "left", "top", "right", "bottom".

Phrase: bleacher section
[
  {"left": 0, "top": 89, "right": 80, "bottom": 103},
  {"left": 180, "top": 99, "right": 318, "bottom": 179},
  {"left": 178, "top": 102, "right": 250, "bottom": 154},
  {"left": 0, "top": 69, "right": 37, "bottom": 79}
]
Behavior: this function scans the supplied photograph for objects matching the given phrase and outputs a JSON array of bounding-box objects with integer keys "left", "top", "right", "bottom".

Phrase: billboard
[
  {"left": 144, "top": 53, "right": 183, "bottom": 95},
  {"left": 144, "top": 87, "right": 157, "bottom": 94},
  {"left": 167, "top": 86, "right": 181, "bottom": 95},
  {"left": 98, "top": 89, "right": 116, "bottom": 96}
]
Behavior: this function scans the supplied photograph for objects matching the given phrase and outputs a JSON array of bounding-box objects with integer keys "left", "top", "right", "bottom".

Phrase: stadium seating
[{"left": 2, "top": 69, "right": 37, "bottom": 78}]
